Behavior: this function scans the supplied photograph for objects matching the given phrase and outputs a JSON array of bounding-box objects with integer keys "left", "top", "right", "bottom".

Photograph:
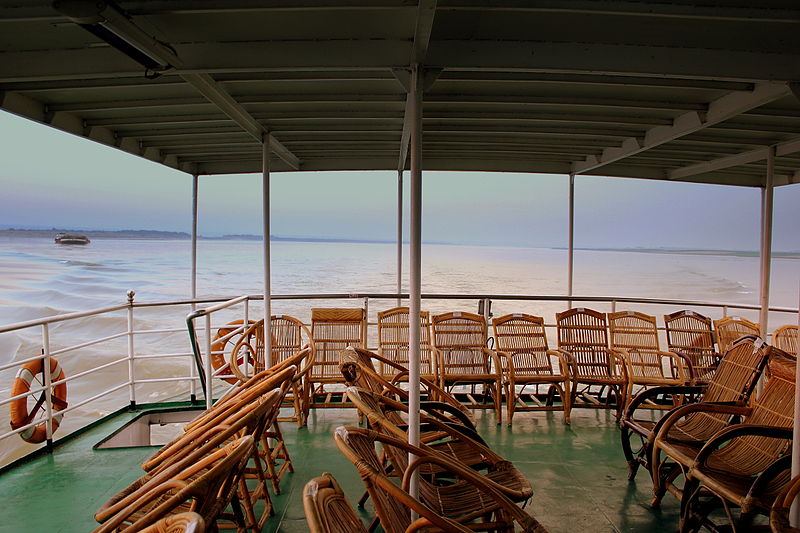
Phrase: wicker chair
[
  {"left": 491, "top": 313, "right": 570, "bottom": 425},
  {"left": 303, "top": 473, "right": 369, "bottom": 533},
  {"left": 93, "top": 435, "right": 254, "bottom": 533},
  {"left": 773, "top": 325, "right": 798, "bottom": 356},
  {"left": 210, "top": 319, "right": 258, "bottom": 385},
  {"left": 139, "top": 512, "right": 205, "bottom": 533},
  {"left": 678, "top": 352, "right": 795, "bottom": 533},
  {"left": 308, "top": 308, "right": 366, "bottom": 409},
  {"left": 335, "top": 426, "right": 548, "bottom": 532},
  {"left": 608, "top": 311, "right": 690, "bottom": 404},
  {"left": 648, "top": 339, "right": 777, "bottom": 508},
  {"left": 377, "top": 306, "right": 436, "bottom": 382},
  {"left": 620, "top": 335, "right": 768, "bottom": 482},
  {"left": 664, "top": 310, "right": 720, "bottom": 381},
  {"left": 770, "top": 473, "right": 800, "bottom": 533},
  {"left": 714, "top": 315, "right": 760, "bottom": 353},
  {"left": 431, "top": 311, "right": 503, "bottom": 424},
  {"left": 554, "top": 308, "right": 627, "bottom": 421}
]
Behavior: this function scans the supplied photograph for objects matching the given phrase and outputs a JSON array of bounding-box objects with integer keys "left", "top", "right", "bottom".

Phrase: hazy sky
[{"left": 1, "top": 110, "right": 798, "bottom": 251}]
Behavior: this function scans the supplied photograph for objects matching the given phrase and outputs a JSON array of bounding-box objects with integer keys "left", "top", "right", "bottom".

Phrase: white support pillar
[
  {"left": 191, "top": 174, "right": 199, "bottom": 300},
  {"left": 408, "top": 64, "right": 423, "bottom": 501},
  {"left": 759, "top": 146, "right": 775, "bottom": 337},
  {"left": 567, "top": 173, "right": 575, "bottom": 308},
  {"left": 262, "top": 137, "right": 273, "bottom": 367},
  {"left": 397, "top": 170, "right": 404, "bottom": 306},
  {"left": 793, "top": 278, "right": 800, "bottom": 526}
]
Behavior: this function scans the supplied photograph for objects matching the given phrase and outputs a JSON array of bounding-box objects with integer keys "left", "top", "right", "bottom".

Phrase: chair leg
[
  {"left": 506, "top": 380, "right": 515, "bottom": 427},
  {"left": 495, "top": 377, "right": 502, "bottom": 425},
  {"left": 678, "top": 476, "right": 702, "bottom": 533},
  {"left": 619, "top": 424, "right": 642, "bottom": 481}
]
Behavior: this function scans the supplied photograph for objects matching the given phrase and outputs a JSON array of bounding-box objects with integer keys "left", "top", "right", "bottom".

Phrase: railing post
[
  {"left": 127, "top": 290, "right": 136, "bottom": 407},
  {"left": 722, "top": 305, "right": 728, "bottom": 318},
  {"left": 611, "top": 299, "right": 616, "bottom": 313},
  {"left": 204, "top": 314, "right": 213, "bottom": 409},
  {"left": 41, "top": 322, "right": 54, "bottom": 451},
  {"left": 243, "top": 298, "right": 251, "bottom": 377}
]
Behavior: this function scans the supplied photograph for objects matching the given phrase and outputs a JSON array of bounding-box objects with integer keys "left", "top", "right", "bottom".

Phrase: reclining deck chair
[
  {"left": 308, "top": 308, "right": 366, "bottom": 409},
  {"left": 303, "top": 473, "right": 369, "bottom": 533},
  {"left": 714, "top": 315, "right": 760, "bottom": 354},
  {"left": 377, "top": 306, "right": 436, "bottom": 382},
  {"left": 664, "top": 310, "right": 720, "bottom": 381},
  {"left": 773, "top": 325, "right": 798, "bottom": 356}
]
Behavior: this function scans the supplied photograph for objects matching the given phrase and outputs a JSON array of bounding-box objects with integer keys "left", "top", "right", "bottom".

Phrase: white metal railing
[{"left": 1, "top": 290, "right": 798, "bottom": 467}]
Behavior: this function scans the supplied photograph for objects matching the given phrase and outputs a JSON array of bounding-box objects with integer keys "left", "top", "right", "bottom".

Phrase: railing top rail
[{"left": 0, "top": 303, "right": 129, "bottom": 334}]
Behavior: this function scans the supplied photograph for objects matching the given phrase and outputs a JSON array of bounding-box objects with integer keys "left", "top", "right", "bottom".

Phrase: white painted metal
[
  {"left": 41, "top": 323, "right": 53, "bottom": 444},
  {"left": 127, "top": 299, "right": 135, "bottom": 405},
  {"left": 203, "top": 314, "right": 213, "bottom": 409},
  {"left": 191, "top": 174, "right": 198, "bottom": 300},
  {"left": 567, "top": 173, "right": 575, "bottom": 308},
  {"left": 758, "top": 146, "right": 775, "bottom": 337},
  {"left": 397, "top": 170, "right": 403, "bottom": 306},
  {"left": 792, "top": 279, "right": 800, "bottom": 527},
  {"left": 262, "top": 138, "right": 272, "bottom": 367},
  {"left": 669, "top": 136, "right": 800, "bottom": 181},
  {"left": 408, "top": 64, "right": 423, "bottom": 502}
]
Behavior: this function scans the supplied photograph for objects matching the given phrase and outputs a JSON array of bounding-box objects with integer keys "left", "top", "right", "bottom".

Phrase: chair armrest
[
  {"left": 694, "top": 424, "right": 793, "bottom": 467},
  {"left": 481, "top": 347, "right": 503, "bottom": 375},
  {"left": 419, "top": 401, "right": 477, "bottom": 431},
  {"left": 662, "top": 350, "right": 692, "bottom": 383},
  {"left": 623, "top": 384, "right": 707, "bottom": 421},
  {"left": 653, "top": 402, "right": 752, "bottom": 441}
]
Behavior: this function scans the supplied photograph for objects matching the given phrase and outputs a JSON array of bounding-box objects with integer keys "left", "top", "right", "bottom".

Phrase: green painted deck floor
[{"left": 0, "top": 406, "right": 685, "bottom": 532}]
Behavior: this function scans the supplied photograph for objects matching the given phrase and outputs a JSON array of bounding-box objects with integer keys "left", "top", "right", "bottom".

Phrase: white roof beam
[
  {"left": 571, "top": 82, "right": 792, "bottom": 175},
  {"left": 669, "top": 137, "right": 800, "bottom": 180}
]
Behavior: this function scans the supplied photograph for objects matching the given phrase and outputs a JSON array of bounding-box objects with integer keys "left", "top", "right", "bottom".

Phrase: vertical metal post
[
  {"left": 41, "top": 323, "right": 54, "bottom": 450},
  {"left": 758, "top": 146, "right": 775, "bottom": 337},
  {"left": 408, "top": 64, "right": 423, "bottom": 502},
  {"left": 262, "top": 137, "right": 273, "bottom": 367},
  {"left": 397, "top": 169, "right": 404, "bottom": 306},
  {"left": 567, "top": 173, "right": 575, "bottom": 308},
  {"left": 792, "top": 284, "right": 800, "bottom": 527},
  {"left": 189, "top": 174, "right": 199, "bottom": 400},
  {"left": 243, "top": 298, "right": 251, "bottom": 377},
  {"left": 204, "top": 314, "right": 213, "bottom": 409},
  {"left": 127, "top": 290, "right": 136, "bottom": 407}
]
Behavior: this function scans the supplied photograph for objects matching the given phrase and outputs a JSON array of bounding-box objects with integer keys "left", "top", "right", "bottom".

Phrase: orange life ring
[
  {"left": 9, "top": 357, "right": 68, "bottom": 444},
  {"left": 211, "top": 320, "right": 256, "bottom": 384}
]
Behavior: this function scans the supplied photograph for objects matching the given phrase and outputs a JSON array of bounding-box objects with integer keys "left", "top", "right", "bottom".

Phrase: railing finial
[{"left": 126, "top": 290, "right": 135, "bottom": 304}]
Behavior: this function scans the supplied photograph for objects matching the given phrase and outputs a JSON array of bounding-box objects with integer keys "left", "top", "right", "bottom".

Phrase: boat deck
[{"left": 0, "top": 404, "right": 690, "bottom": 532}]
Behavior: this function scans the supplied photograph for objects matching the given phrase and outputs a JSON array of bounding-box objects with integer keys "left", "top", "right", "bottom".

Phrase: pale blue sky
[{"left": 1, "top": 110, "right": 798, "bottom": 251}]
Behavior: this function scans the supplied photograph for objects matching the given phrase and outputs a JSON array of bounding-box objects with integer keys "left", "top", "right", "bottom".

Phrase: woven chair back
[
  {"left": 555, "top": 307, "right": 613, "bottom": 378},
  {"left": 432, "top": 311, "right": 490, "bottom": 375},
  {"left": 492, "top": 313, "right": 553, "bottom": 375},
  {"left": 608, "top": 311, "right": 666, "bottom": 379},
  {"left": 377, "top": 307, "right": 434, "bottom": 377},
  {"left": 664, "top": 310, "right": 717, "bottom": 379},
  {"left": 773, "top": 325, "right": 798, "bottom": 356},
  {"left": 714, "top": 316, "right": 760, "bottom": 354},
  {"left": 270, "top": 314, "right": 313, "bottom": 366},
  {"left": 311, "top": 308, "right": 366, "bottom": 381},
  {"left": 303, "top": 473, "right": 368, "bottom": 533}
]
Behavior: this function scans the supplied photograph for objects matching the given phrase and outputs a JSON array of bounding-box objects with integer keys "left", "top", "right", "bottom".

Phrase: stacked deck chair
[
  {"left": 770, "top": 473, "right": 800, "bottom": 533},
  {"left": 335, "top": 426, "right": 548, "bottom": 532},
  {"left": 608, "top": 310, "right": 690, "bottom": 409},
  {"left": 648, "top": 340, "right": 781, "bottom": 509},
  {"left": 303, "top": 473, "right": 370, "bottom": 533},
  {"left": 664, "top": 310, "right": 720, "bottom": 382},
  {"left": 773, "top": 325, "right": 798, "bottom": 357},
  {"left": 376, "top": 306, "right": 436, "bottom": 383},
  {"left": 431, "top": 311, "right": 504, "bottom": 424},
  {"left": 492, "top": 313, "right": 570, "bottom": 425},
  {"left": 308, "top": 308, "right": 366, "bottom": 409},
  {"left": 676, "top": 351, "right": 795, "bottom": 533},
  {"left": 209, "top": 319, "right": 259, "bottom": 385},
  {"left": 554, "top": 307, "right": 628, "bottom": 421},
  {"left": 139, "top": 512, "right": 205, "bottom": 533},
  {"left": 620, "top": 335, "right": 769, "bottom": 482},
  {"left": 714, "top": 315, "right": 760, "bottom": 354}
]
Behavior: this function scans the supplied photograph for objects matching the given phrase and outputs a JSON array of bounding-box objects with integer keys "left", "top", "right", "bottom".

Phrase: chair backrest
[
  {"left": 271, "top": 314, "right": 313, "bottom": 365},
  {"left": 492, "top": 313, "right": 553, "bottom": 375},
  {"left": 714, "top": 316, "right": 760, "bottom": 354},
  {"left": 303, "top": 473, "right": 369, "bottom": 533},
  {"left": 555, "top": 308, "right": 614, "bottom": 378},
  {"left": 773, "top": 325, "right": 798, "bottom": 356},
  {"left": 377, "top": 307, "right": 434, "bottom": 377},
  {"left": 664, "top": 310, "right": 717, "bottom": 379},
  {"left": 608, "top": 310, "right": 667, "bottom": 379},
  {"left": 311, "top": 308, "right": 366, "bottom": 380},
  {"left": 431, "top": 311, "right": 489, "bottom": 374},
  {"left": 139, "top": 512, "right": 205, "bottom": 533}
]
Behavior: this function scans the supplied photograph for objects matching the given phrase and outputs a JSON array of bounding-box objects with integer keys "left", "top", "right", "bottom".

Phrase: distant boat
[{"left": 54, "top": 232, "right": 90, "bottom": 245}]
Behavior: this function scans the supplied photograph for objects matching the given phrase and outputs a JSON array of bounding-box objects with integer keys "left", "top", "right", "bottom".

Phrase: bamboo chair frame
[
  {"left": 93, "top": 435, "right": 254, "bottom": 533},
  {"left": 664, "top": 310, "right": 720, "bottom": 381},
  {"left": 620, "top": 335, "right": 768, "bottom": 482},
  {"left": 377, "top": 306, "right": 436, "bottom": 382},
  {"left": 210, "top": 319, "right": 258, "bottom": 385},
  {"left": 714, "top": 315, "right": 760, "bottom": 354},
  {"left": 554, "top": 307, "right": 628, "bottom": 421},
  {"left": 648, "top": 339, "right": 778, "bottom": 509},
  {"left": 431, "top": 311, "right": 503, "bottom": 424},
  {"left": 303, "top": 473, "right": 369, "bottom": 533},
  {"left": 770, "top": 473, "right": 800, "bottom": 533},
  {"left": 773, "top": 325, "right": 798, "bottom": 356},
  {"left": 492, "top": 313, "right": 571, "bottom": 425},
  {"left": 608, "top": 310, "right": 690, "bottom": 406},
  {"left": 334, "top": 426, "right": 548, "bottom": 533},
  {"left": 139, "top": 512, "right": 205, "bottom": 533},
  {"left": 308, "top": 308, "right": 366, "bottom": 409},
  {"left": 678, "top": 352, "right": 795, "bottom": 533}
]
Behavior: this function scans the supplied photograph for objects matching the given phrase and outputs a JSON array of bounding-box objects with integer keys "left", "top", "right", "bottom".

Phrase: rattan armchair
[
  {"left": 93, "top": 435, "right": 254, "bottom": 533},
  {"left": 648, "top": 339, "right": 778, "bottom": 509},
  {"left": 678, "top": 352, "right": 795, "bottom": 533},
  {"left": 139, "top": 512, "right": 205, "bottom": 533},
  {"left": 620, "top": 335, "right": 768, "bottom": 482},
  {"left": 492, "top": 313, "right": 570, "bottom": 425},
  {"left": 303, "top": 473, "right": 369, "bottom": 533},
  {"left": 554, "top": 307, "right": 628, "bottom": 421},
  {"left": 770, "top": 473, "right": 800, "bottom": 533},
  {"left": 210, "top": 319, "right": 258, "bottom": 385},
  {"left": 773, "top": 325, "right": 798, "bottom": 356},
  {"left": 664, "top": 310, "right": 720, "bottom": 381},
  {"left": 377, "top": 306, "right": 436, "bottom": 382},
  {"left": 335, "top": 426, "right": 548, "bottom": 532},
  {"left": 308, "top": 308, "right": 366, "bottom": 409},
  {"left": 714, "top": 315, "right": 760, "bottom": 353},
  {"left": 431, "top": 311, "right": 503, "bottom": 424}
]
